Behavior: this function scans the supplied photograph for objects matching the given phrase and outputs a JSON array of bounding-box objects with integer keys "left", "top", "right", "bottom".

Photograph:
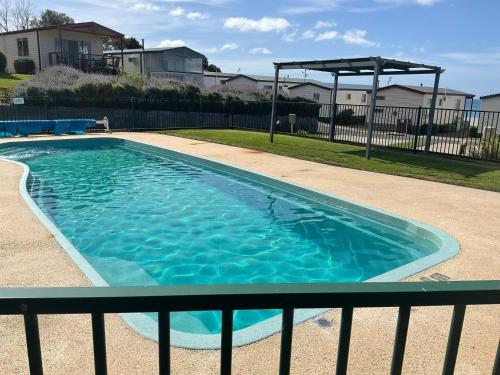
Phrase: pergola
[{"left": 269, "top": 57, "right": 444, "bottom": 158}]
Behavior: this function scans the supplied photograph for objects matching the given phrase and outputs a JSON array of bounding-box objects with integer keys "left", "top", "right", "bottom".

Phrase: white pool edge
[{"left": 0, "top": 138, "right": 460, "bottom": 349}]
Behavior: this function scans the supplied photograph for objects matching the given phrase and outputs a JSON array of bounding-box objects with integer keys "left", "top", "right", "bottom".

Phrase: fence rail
[
  {"left": 1, "top": 96, "right": 499, "bottom": 161},
  {"left": 1, "top": 281, "right": 499, "bottom": 375}
]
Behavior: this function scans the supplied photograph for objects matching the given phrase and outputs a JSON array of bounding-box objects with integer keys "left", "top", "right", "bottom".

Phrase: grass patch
[
  {"left": 160, "top": 129, "right": 500, "bottom": 192},
  {"left": 0, "top": 73, "right": 31, "bottom": 90}
]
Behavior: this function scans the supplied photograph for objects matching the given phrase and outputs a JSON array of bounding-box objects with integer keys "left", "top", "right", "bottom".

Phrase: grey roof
[
  {"left": 374, "top": 84, "right": 475, "bottom": 98},
  {"left": 214, "top": 72, "right": 371, "bottom": 91},
  {"left": 104, "top": 46, "right": 205, "bottom": 58},
  {"left": 480, "top": 93, "right": 500, "bottom": 100}
]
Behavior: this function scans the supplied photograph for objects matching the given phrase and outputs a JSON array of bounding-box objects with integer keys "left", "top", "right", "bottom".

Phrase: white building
[
  {"left": 207, "top": 72, "right": 371, "bottom": 105},
  {"left": 104, "top": 46, "right": 205, "bottom": 86},
  {"left": 368, "top": 84, "right": 474, "bottom": 110},
  {"left": 480, "top": 93, "right": 500, "bottom": 112},
  {"left": 0, "top": 22, "right": 123, "bottom": 73}
]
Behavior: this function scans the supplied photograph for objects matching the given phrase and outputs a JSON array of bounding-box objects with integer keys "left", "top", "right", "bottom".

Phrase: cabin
[
  {"left": 104, "top": 46, "right": 205, "bottom": 86},
  {"left": 0, "top": 22, "right": 123, "bottom": 73}
]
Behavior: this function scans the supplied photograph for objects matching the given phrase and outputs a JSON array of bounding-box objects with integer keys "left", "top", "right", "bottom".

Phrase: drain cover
[{"left": 315, "top": 318, "right": 333, "bottom": 329}]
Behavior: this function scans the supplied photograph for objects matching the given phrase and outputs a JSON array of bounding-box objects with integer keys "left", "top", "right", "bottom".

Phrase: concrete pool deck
[{"left": 0, "top": 132, "right": 498, "bottom": 374}]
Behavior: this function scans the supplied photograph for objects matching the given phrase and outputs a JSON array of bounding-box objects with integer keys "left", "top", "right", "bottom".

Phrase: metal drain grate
[{"left": 315, "top": 318, "right": 333, "bottom": 329}]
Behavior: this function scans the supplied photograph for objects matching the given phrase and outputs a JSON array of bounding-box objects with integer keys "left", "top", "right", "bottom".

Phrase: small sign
[{"left": 12, "top": 97, "right": 25, "bottom": 105}]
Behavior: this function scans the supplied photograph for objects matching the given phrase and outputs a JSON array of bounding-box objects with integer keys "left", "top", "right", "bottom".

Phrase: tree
[
  {"left": 0, "top": 0, "right": 11, "bottom": 32},
  {"left": 202, "top": 56, "right": 221, "bottom": 72},
  {"left": 33, "top": 9, "right": 74, "bottom": 26},
  {"left": 103, "top": 36, "right": 142, "bottom": 51},
  {"left": 12, "top": 0, "right": 35, "bottom": 30}
]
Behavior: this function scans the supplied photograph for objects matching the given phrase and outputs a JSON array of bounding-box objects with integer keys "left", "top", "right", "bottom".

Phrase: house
[
  {"left": 203, "top": 71, "right": 237, "bottom": 87},
  {"left": 0, "top": 22, "right": 123, "bottom": 73},
  {"left": 480, "top": 93, "right": 500, "bottom": 112},
  {"left": 366, "top": 84, "right": 475, "bottom": 127},
  {"left": 216, "top": 73, "right": 371, "bottom": 105},
  {"left": 478, "top": 93, "right": 500, "bottom": 135},
  {"left": 104, "top": 46, "right": 205, "bottom": 86},
  {"left": 367, "top": 84, "right": 474, "bottom": 110},
  {"left": 287, "top": 82, "right": 371, "bottom": 106}
]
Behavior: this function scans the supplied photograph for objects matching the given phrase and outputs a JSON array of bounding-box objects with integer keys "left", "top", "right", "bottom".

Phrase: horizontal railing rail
[{"left": 1, "top": 281, "right": 499, "bottom": 375}]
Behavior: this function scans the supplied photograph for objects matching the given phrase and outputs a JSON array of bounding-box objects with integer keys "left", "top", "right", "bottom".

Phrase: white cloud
[
  {"left": 282, "top": 31, "right": 298, "bottom": 42},
  {"left": 169, "top": 7, "right": 184, "bottom": 16},
  {"left": 415, "top": 0, "right": 440, "bottom": 5},
  {"left": 220, "top": 42, "right": 239, "bottom": 51},
  {"left": 314, "top": 30, "right": 338, "bottom": 41},
  {"left": 301, "top": 30, "right": 316, "bottom": 39},
  {"left": 342, "top": 29, "right": 379, "bottom": 47},
  {"left": 249, "top": 47, "right": 272, "bottom": 55},
  {"left": 314, "top": 20, "right": 335, "bottom": 29},
  {"left": 186, "top": 11, "right": 208, "bottom": 20},
  {"left": 131, "top": 3, "right": 160, "bottom": 11},
  {"left": 157, "top": 39, "right": 187, "bottom": 48},
  {"left": 224, "top": 17, "right": 290, "bottom": 32}
]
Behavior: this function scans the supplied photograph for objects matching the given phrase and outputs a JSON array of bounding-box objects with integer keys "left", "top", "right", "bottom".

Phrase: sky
[{"left": 35, "top": 0, "right": 500, "bottom": 96}]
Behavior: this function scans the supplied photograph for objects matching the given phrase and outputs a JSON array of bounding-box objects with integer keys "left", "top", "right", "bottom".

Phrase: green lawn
[
  {"left": 0, "top": 73, "right": 31, "bottom": 90},
  {"left": 160, "top": 129, "right": 500, "bottom": 192}
]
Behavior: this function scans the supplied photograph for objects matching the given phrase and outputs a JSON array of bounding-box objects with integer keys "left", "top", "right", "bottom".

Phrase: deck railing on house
[{"left": 1, "top": 281, "right": 499, "bottom": 375}]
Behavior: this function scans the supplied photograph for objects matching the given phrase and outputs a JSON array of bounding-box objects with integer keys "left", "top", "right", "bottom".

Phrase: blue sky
[{"left": 36, "top": 0, "right": 499, "bottom": 96}]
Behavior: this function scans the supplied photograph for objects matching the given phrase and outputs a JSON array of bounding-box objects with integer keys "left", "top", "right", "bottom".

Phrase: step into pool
[{"left": 0, "top": 138, "right": 459, "bottom": 348}]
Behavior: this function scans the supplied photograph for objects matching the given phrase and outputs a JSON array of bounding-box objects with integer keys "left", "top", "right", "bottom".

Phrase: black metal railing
[
  {"left": 1, "top": 96, "right": 499, "bottom": 161},
  {"left": 1, "top": 281, "right": 499, "bottom": 375}
]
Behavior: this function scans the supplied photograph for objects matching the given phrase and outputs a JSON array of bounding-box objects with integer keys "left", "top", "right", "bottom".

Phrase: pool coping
[{"left": 0, "top": 137, "right": 460, "bottom": 349}]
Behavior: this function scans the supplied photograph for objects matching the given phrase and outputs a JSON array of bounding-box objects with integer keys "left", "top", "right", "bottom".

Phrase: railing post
[
  {"left": 220, "top": 309, "right": 233, "bottom": 375},
  {"left": 23, "top": 312, "right": 43, "bottom": 375},
  {"left": 130, "top": 97, "right": 136, "bottom": 132},
  {"left": 159, "top": 311, "right": 171, "bottom": 375},
  {"left": 442, "top": 304, "right": 466, "bottom": 375},
  {"left": 279, "top": 309, "right": 295, "bottom": 375},
  {"left": 413, "top": 107, "right": 422, "bottom": 154},
  {"left": 390, "top": 306, "right": 411, "bottom": 375},
  {"left": 91, "top": 313, "right": 107, "bottom": 375},
  {"left": 336, "top": 307, "right": 353, "bottom": 375}
]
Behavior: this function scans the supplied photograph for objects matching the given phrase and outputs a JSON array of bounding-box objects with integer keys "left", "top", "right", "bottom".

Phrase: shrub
[
  {"left": 0, "top": 52, "right": 6, "bottom": 73},
  {"left": 14, "top": 58, "right": 35, "bottom": 74}
]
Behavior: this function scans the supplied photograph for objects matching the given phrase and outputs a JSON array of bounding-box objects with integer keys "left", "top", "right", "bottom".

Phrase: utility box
[{"left": 289, "top": 114, "right": 297, "bottom": 133}]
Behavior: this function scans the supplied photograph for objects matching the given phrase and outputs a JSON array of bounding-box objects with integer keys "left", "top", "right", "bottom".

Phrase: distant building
[
  {"left": 367, "top": 84, "right": 475, "bottom": 127},
  {"left": 480, "top": 93, "right": 500, "bottom": 112},
  {"left": 367, "top": 84, "right": 474, "bottom": 110},
  {"left": 104, "top": 46, "right": 205, "bottom": 86},
  {"left": 478, "top": 93, "right": 500, "bottom": 135},
  {"left": 0, "top": 22, "right": 123, "bottom": 73},
  {"left": 207, "top": 72, "right": 371, "bottom": 105}
]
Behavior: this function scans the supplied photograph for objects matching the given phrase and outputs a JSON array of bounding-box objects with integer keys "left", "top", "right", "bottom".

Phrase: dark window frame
[{"left": 17, "top": 38, "right": 29, "bottom": 57}]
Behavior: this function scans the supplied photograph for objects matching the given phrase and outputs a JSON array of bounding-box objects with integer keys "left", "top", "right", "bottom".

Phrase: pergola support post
[
  {"left": 120, "top": 37, "right": 124, "bottom": 70},
  {"left": 269, "top": 64, "right": 280, "bottom": 143},
  {"left": 365, "top": 61, "right": 380, "bottom": 159},
  {"left": 424, "top": 70, "right": 441, "bottom": 155},
  {"left": 328, "top": 73, "right": 339, "bottom": 142}
]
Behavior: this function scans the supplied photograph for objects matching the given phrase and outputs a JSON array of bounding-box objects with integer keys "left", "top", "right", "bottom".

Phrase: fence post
[
  {"left": 230, "top": 99, "right": 234, "bottom": 129},
  {"left": 44, "top": 96, "right": 49, "bottom": 120},
  {"left": 130, "top": 97, "right": 135, "bottom": 132},
  {"left": 413, "top": 106, "right": 422, "bottom": 154}
]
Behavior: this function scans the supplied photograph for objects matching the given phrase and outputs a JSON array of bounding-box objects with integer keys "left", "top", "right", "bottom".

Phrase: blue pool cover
[{"left": 0, "top": 119, "right": 95, "bottom": 137}]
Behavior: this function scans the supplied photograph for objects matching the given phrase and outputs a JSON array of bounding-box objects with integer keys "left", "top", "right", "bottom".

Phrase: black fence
[{"left": 1, "top": 96, "right": 499, "bottom": 161}]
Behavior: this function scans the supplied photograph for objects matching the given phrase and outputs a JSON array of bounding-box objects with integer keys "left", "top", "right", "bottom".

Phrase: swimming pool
[{"left": 0, "top": 138, "right": 459, "bottom": 348}]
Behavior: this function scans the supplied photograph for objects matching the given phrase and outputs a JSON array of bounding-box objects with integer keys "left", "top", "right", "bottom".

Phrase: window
[
  {"left": 17, "top": 38, "right": 29, "bottom": 56},
  {"left": 263, "top": 85, "right": 273, "bottom": 90},
  {"left": 361, "top": 94, "right": 367, "bottom": 103},
  {"left": 346, "top": 93, "right": 352, "bottom": 100},
  {"left": 376, "top": 95, "right": 385, "bottom": 100},
  {"left": 279, "top": 86, "right": 283, "bottom": 91},
  {"left": 439, "top": 98, "right": 444, "bottom": 106},
  {"left": 313, "top": 92, "right": 320, "bottom": 101}
]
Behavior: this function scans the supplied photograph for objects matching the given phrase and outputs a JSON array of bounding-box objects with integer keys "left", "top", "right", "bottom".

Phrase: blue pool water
[{"left": 0, "top": 138, "right": 446, "bottom": 337}]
